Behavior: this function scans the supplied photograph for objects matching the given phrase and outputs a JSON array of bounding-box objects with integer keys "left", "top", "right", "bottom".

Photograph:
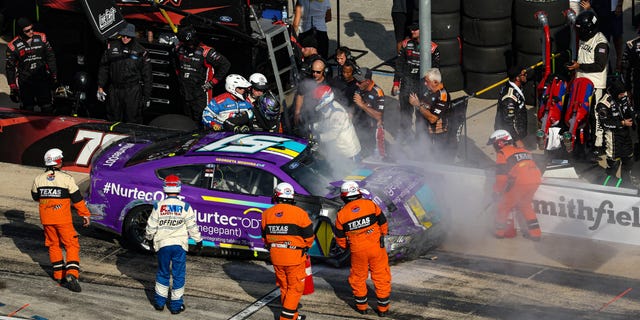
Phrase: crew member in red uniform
[
  {"left": 262, "top": 182, "right": 315, "bottom": 320},
  {"left": 175, "top": 25, "right": 230, "bottom": 121},
  {"left": 31, "top": 148, "right": 91, "bottom": 292},
  {"left": 487, "top": 130, "right": 542, "bottom": 240},
  {"left": 335, "top": 181, "right": 391, "bottom": 317},
  {"left": 6, "top": 17, "right": 58, "bottom": 112}
]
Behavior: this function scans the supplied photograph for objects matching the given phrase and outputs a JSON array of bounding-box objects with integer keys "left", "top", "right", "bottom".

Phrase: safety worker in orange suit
[
  {"left": 261, "top": 182, "right": 315, "bottom": 320},
  {"left": 488, "top": 130, "right": 542, "bottom": 240},
  {"left": 31, "top": 148, "right": 91, "bottom": 292},
  {"left": 335, "top": 180, "right": 391, "bottom": 317}
]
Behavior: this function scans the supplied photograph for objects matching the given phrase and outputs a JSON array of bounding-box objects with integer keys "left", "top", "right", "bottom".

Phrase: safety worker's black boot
[
  {"left": 170, "top": 304, "right": 185, "bottom": 314},
  {"left": 376, "top": 309, "right": 388, "bottom": 317},
  {"left": 65, "top": 274, "right": 82, "bottom": 292}
]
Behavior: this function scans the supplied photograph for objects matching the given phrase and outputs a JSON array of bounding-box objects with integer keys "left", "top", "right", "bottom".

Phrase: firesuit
[
  {"left": 145, "top": 182, "right": 202, "bottom": 314},
  {"left": 494, "top": 81, "right": 527, "bottom": 144},
  {"left": 621, "top": 35, "right": 640, "bottom": 154},
  {"left": 492, "top": 135, "right": 542, "bottom": 240},
  {"left": 261, "top": 183, "right": 315, "bottom": 320},
  {"left": 6, "top": 19, "right": 57, "bottom": 111},
  {"left": 202, "top": 92, "right": 254, "bottom": 131},
  {"left": 393, "top": 37, "right": 440, "bottom": 138},
  {"left": 97, "top": 31, "right": 152, "bottom": 123},
  {"left": 175, "top": 41, "right": 230, "bottom": 121},
  {"left": 335, "top": 182, "right": 391, "bottom": 316},
  {"left": 31, "top": 162, "right": 91, "bottom": 286},
  {"left": 595, "top": 88, "right": 635, "bottom": 186}
]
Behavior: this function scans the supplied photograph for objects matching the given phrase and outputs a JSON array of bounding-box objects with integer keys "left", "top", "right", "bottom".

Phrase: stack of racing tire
[
  {"left": 461, "top": 0, "right": 514, "bottom": 99},
  {"left": 432, "top": 0, "right": 463, "bottom": 92}
]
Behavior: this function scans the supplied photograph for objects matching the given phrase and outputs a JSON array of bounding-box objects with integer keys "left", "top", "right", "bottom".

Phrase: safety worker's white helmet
[
  {"left": 340, "top": 180, "right": 362, "bottom": 203},
  {"left": 44, "top": 148, "right": 64, "bottom": 166},
  {"left": 249, "top": 73, "right": 268, "bottom": 91},
  {"left": 225, "top": 74, "right": 251, "bottom": 100},
  {"left": 163, "top": 174, "right": 182, "bottom": 194},
  {"left": 273, "top": 182, "right": 295, "bottom": 203},
  {"left": 487, "top": 129, "right": 513, "bottom": 149}
]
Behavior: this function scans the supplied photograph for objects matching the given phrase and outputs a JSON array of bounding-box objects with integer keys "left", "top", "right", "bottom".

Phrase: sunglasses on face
[
  {"left": 23, "top": 28, "right": 33, "bottom": 33},
  {"left": 312, "top": 70, "right": 323, "bottom": 75}
]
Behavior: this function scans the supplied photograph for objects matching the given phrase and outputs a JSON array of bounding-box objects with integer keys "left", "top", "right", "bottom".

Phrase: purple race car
[{"left": 86, "top": 131, "right": 446, "bottom": 265}]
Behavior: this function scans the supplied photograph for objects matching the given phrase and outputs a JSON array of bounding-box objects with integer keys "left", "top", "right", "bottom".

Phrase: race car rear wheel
[{"left": 122, "top": 205, "right": 153, "bottom": 252}]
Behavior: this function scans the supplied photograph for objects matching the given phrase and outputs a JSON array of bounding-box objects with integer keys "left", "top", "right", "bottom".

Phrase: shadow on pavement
[{"left": 0, "top": 209, "right": 50, "bottom": 278}]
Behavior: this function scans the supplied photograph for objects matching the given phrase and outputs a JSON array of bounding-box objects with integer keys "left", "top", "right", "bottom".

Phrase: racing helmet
[
  {"left": 163, "top": 174, "right": 182, "bottom": 194},
  {"left": 273, "top": 182, "right": 295, "bottom": 204},
  {"left": 44, "top": 148, "right": 63, "bottom": 166},
  {"left": 340, "top": 180, "right": 362, "bottom": 203},
  {"left": 257, "top": 92, "right": 281, "bottom": 119},
  {"left": 249, "top": 73, "right": 269, "bottom": 91},
  {"left": 486, "top": 129, "right": 513, "bottom": 150},
  {"left": 225, "top": 74, "right": 251, "bottom": 100},
  {"left": 575, "top": 11, "right": 598, "bottom": 41},
  {"left": 314, "top": 85, "right": 334, "bottom": 111}
]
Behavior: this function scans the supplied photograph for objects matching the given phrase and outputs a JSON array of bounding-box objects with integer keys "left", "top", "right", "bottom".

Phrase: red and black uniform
[
  {"left": 6, "top": 31, "right": 57, "bottom": 111},
  {"left": 335, "top": 198, "right": 391, "bottom": 315},
  {"left": 494, "top": 82, "right": 527, "bottom": 143},
  {"left": 262, "top": 203, "right": 315, "bottom": 320},
  {"left": 175, "top": 43, "right": 230, "bottom": 121},
  {"left": 31, "top": 168, "right": 91, "bottom": 282},
  {"left": 394, "top": 39, "right": 439, "bottom": 135},
  {"left": 97, "top": 38, "right": 152, "bottom": 123},
  {"left": 494, "top": 145, "right": 542, "bottom": 239},
  {"left": 354, "top": 82, "right": 386, "bottom": 158}
]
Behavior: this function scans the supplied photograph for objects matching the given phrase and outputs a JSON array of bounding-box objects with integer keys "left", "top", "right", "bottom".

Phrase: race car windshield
[
  {"left": 282, "top": 148, "right": 334, "bottom": 196},
  {"left": 126, "top": 133, "right": 201, "bottom": 167}
]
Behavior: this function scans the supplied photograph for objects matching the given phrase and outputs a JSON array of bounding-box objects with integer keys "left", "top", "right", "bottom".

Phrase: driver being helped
[{"left": 202, "top": 74, "right": 254, "bottom": 132}]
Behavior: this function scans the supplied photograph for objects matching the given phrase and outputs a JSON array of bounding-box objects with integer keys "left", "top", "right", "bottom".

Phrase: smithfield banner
[
  {"left": 535, "top": 183, "right": 640, "bottom": 246},
  {"left": 80, "top": 0, "right": 127, "bottom": 41}
]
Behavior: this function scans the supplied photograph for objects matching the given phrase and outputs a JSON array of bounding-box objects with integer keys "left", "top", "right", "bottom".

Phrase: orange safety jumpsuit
[
  {"left": 494, "top": 144, "right": 542, "bottom": 239},
  {"left": 335, "top": 198, "right": 391, "bottom": 314},
  {"left": 262, "top": 203, "right": 315, "bottom": 320},
  {"left": 31, "top": 169, "right": 91, "bottom": 281}
]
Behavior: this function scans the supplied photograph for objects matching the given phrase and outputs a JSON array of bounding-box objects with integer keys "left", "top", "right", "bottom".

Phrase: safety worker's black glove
[
  {"left": 201, "top": 81, "right": 214, "bottom": 92},
  {"left": 380, "top": 235, "right": 385, "bottom": 248},
  {"left": 195, "top": 241, "right": 203, "bottom": 255},
  {"left": 141, "top": 238, "right": 154, "bottom": 252},
  {"left": 9, "top": 86, "right": 20, "bottom": 103}
]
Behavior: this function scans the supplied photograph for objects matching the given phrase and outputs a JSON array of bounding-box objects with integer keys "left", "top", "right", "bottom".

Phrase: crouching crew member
[
  {"left": 262, "top": 182, "right": 315, "bottom": 320},
  {"left": 335, "top": 181, "right": 391, "bottom": 317},
  {"left": 31, "top": 148, "right": 91, "bottom": 292},
  {"left": 145, "top": 175, "right": 203, "bottom": 314}
]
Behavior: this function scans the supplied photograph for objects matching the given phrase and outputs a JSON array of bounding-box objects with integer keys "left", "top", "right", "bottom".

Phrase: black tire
[
  {"left": 432, "top": 12, "right": 460, "bottom": 40},
  {"left": 436, "top": 38, "right": 461, "bottom": 66},
  {"left": 432, "top": 0, "right": 461, "bottom": 13},
  {"left": 122, "top": 205, "right": 153, "bottom": 252},
  {"left": 514, "top": 0, "right": 570, "bottom": 28},
  {"left": 514, "top": 24, "right": 571, "bottom": 54},
  {"left": 440, "top": 65, "right": 464, "bottom": 92},
  {"left": 462, "top": 16, "right": 512, "bottom": 47},
  {"left": 462, "top": 42, "right": 513, "bottom": 73},
  {"left": 464, "top": 71, "right": 508, "bottom": 99},
  {"left": 148, "top": 114, "right": 199, "bottom": 132},
  {"left": 516, "top": 50, "right": 545, "bottom": 69},
  {"left": 462, "top": 0, "right": 513, "bottom": 19}
]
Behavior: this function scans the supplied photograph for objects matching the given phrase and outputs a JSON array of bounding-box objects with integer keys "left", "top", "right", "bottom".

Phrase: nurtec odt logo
[{"left": 533, "top": 196, "right": 640, "bottom": 230}]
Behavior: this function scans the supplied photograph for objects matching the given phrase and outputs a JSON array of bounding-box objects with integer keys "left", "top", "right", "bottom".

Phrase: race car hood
[{"left": 92, "top": 138, "right": 153, "bottom": 171}]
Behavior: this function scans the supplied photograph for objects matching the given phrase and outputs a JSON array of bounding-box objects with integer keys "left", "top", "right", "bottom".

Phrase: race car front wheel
[{"left": 122, "top": 205, "right": 153, "bottom": 253}]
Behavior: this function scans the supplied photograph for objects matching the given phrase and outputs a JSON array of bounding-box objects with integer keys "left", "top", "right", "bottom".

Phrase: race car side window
[
  {"left": 157, "top": 165, "right": 207, "bottom": 189},
  {"left": 209, "top": 164, "right": 276, "bottom": 196}
]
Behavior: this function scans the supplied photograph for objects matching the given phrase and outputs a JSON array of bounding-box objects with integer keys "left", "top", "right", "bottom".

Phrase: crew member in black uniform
[
  {"left": 6, "top": 17, "right": 58, "bottom": 112},
  {"left": 621, "top": 30, "right": 640, "bottom": 157},
  {"left": 175, "top": 25, "right": 230, "bottom": 121},
  {"left": 494, "top": 66, "right": 528, "bottom": 148},
  {"left": 391, "top": 22, "right": 440, "bottom": 141},
  {"left": 596, "top": 79, "right": 636, "bottom": 187},
  {"left": 97, "top": 23, "right": 152, "bottom": 123}
]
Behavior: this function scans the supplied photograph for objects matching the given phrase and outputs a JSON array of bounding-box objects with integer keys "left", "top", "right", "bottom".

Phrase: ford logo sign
[{"left": 219, "top": 16, "right": 233, "bottom": 22}]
